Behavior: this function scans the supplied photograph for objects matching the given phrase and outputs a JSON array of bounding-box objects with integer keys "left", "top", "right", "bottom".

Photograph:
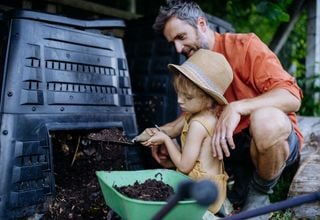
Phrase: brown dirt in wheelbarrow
[{"left": 114, "top": 179, "right": 174, "bottom": 201}]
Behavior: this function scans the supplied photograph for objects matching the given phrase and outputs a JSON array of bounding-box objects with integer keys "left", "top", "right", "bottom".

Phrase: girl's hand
[{"left": 142, "top": 131, "right": 169, "bottom": 147}]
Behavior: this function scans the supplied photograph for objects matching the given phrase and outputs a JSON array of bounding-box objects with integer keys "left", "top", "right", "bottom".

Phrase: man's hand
[
  {"left": 151, "top": 144, "right": 175, "bottom": 168},
  {"left": 139, "top": 129, "right": 175, "bottom": 168},
  {"left": 212, "top": 103, "right": 241, "bottom": 160},
  {"left": 143, "top": 131, "right": 175, "bottom": 168},
  {"left": 144, "top": 127, "right": 159, "bottom": 137}
]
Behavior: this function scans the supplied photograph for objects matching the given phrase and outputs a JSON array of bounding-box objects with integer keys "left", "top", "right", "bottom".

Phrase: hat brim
[{"left": 168, "top": 64, "right": 228, "bottom": 105}]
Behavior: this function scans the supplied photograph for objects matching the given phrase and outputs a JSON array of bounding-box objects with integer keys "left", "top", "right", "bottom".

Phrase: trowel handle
[
  {"left": 131, "top": 131, "right": 152, "bottom": 143},
  {"left": 132, "top": 125, "right": 162, "bottom": 143}
]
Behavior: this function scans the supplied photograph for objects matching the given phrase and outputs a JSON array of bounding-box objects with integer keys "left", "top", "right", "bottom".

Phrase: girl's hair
[
  {"left": 153, "top": 0, "right": 207, "bottom": 33},
  {"left": 173, "top": 72, "right": 214, "bottom": 103}
]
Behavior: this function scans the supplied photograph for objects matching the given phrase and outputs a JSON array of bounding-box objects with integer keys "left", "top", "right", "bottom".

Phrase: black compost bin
[{"left": 0, "top": 10, "right": 141, "bottom": 219}]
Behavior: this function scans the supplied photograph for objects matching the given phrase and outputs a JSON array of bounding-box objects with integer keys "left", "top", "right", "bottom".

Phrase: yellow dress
[{"left": 180, "top": 113, "right": 229, "bottom": 214}]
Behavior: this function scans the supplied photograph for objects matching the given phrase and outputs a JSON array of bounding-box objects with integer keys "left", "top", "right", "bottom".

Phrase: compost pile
[
  {"left": 44, "top": 128, "right": 128, "bottom": 220},
  {"left": 114, "top": 178, "right": 174, "bottom": 201},
  {"left": 87, "top": 128, "right": 132, "bottom": 144}
]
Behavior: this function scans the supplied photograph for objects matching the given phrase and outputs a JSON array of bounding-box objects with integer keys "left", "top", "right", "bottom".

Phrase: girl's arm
[{"left": 145, "top": 120, "right": 208, "bottom": 174}]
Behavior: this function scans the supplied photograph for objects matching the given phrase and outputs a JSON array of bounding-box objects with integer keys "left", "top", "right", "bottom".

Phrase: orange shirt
[{"left": 213, "top": 32, "right": 304, "bottom": 149}]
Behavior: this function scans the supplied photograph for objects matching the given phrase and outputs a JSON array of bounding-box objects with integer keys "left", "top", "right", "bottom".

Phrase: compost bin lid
[{"left": 5, "top": 9, "right": 125, "bottom": 29}]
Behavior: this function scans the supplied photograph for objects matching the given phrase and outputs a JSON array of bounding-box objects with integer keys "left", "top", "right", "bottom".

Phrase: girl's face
[{"left": 177, "top": 92, "right": 210, "bottom": 114}]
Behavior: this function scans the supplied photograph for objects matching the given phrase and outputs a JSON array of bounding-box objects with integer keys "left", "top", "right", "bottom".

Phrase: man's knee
[{"left": 249, "top": 107, "right": 291, "bottom": 152}]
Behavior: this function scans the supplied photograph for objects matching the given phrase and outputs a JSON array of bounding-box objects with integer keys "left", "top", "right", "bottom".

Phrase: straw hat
[{"left": 168, "top": 49, "right": 233, "bottom": 105}]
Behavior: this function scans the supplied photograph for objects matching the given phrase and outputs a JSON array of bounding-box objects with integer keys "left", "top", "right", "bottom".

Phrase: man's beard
[
  {"left": 198, "top": 31, "right": 209, "bottom": 49},
  {"left": 182, "top": 32, "right": 209, "bottom": 57}
]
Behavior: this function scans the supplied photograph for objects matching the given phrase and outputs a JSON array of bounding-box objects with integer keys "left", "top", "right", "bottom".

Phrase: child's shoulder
[
  {"left": 193, "top": 109, "right": 218, "bottom": 120},
  {"left": 190, "top": 109, "right": 218, "bottom": 129}
]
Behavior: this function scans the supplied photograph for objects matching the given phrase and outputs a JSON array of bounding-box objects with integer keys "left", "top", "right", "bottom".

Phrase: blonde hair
[{"left": 173, "top": 72, "right": 216, "bottom": 106}]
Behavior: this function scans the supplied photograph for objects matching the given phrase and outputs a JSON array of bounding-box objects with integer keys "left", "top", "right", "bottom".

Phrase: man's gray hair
[{"left": 153, "top": 0, "right": 207, "bottom": 33}]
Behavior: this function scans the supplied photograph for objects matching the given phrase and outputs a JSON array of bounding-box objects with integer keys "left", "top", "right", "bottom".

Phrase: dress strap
[{"left": 190, "top": 115, "right": 214, "bottom": 136}]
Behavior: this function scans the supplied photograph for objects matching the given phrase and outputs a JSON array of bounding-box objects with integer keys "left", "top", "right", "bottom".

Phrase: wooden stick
[{"left": 71, "top": 136, "right": 81, "bottom": 167}]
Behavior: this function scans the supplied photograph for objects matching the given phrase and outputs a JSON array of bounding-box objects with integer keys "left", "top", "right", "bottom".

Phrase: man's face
[{"left": 163, "top": 17, "right": 209, "bottom": 58}]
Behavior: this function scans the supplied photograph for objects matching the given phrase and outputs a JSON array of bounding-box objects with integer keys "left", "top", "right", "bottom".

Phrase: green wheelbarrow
[{"left": 96, "top": 169, "right": 212, "bottom": 220}]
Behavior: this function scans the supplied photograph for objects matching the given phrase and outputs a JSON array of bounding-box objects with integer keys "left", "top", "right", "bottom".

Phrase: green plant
[
  {"left": 276, "top": 10, "right": 320, "bottom": 116},
  {"left": 297, "top": 73, "right": 320, "bottom": 116},
  {"left": 270, "top": 209, "right": 294, "bottom": 220},
  {"left": 268, "top": 161, "right": 299, "bottom": 219}
]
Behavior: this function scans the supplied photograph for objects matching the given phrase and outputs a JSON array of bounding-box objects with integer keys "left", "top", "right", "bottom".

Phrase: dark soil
[
  {"left": 87, "top": 128, "right": 133, "bottom": 144},
  {"left": 41, "top": 128, "right": 171, "bottom": 219},
  {"left": 114, "top": 178, "right": 174, "bottom": 201},
  {"left": 44, "top": 128, "right": 128, "bottom": 220}
]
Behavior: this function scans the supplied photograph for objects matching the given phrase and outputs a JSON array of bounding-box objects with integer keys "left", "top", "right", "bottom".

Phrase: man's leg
[
  {"left": 241, "top": 107, "right": 300, "bottom": 219},
  {"left": 250, "top": 107, "right": 291, "bottom": 181},
  {"left": 224, "top": 128, "right": 254, "bottom": 207}
]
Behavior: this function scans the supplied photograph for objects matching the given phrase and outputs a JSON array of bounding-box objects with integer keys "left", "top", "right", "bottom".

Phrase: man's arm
[
  {"left": 158, "top": 114, "right": 185, "bottom": 137},
  {"left": 212, "top": 88, "right": 301, "bottom": 160},
  {"left": 230, "top": 88, "right": 301, "bottom": 116}
]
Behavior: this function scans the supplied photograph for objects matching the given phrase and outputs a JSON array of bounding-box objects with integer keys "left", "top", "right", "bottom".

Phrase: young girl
[{"left": 139, "top": 49, "right": 233, "bottom": 215}]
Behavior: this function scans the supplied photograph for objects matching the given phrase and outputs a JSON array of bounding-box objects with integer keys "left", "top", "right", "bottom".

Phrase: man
[{"left": 147, "top": 0, "right": 303, "bottom": 218}]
